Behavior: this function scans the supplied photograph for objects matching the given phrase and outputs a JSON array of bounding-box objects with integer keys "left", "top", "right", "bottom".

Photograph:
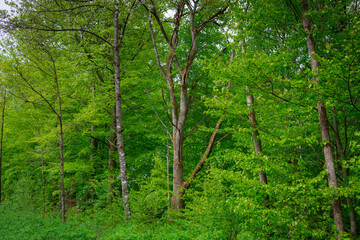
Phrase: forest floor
[{"left": 0, "top": 206, "right": 247, "bottom": 240}]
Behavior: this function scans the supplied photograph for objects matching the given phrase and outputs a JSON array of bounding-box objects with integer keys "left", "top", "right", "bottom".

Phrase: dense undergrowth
[{"left": 0, "top": 205, "right": 256, "bottom": 240}]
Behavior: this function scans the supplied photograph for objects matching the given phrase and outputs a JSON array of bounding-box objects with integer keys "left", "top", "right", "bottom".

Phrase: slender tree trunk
[
  {"left": 166, "top": 137, "right": 170, "bottom": 209},
  {"left": 108, "top": 108, "right": 117, "bottom": 202},
  {"left": 52, "top": 59, "right": 66, "bottom": 223},
  {"left": 301, "top": 0, "right": 344, "bottom": 235},
  {"left": 246, "top": 89, "right": 269, "bottom": 194},
  {"left": 332, "top": 108, "right": 357, "bottom": 235},
  {"left": 41, "top": 148, "right": 46, "bottom": 213},
  {"left": 241, "top": 39, "right": 268, "bottom": 191},
  {"left": 90, "top": 84, "right": 98, "bottom": 162},
  {"left": 114, "top": 1, "right": 131, "bottom": 222},
  {"left": 317, "top": 103, "right": 344, "bottom": 234},
  {"left": 0, "top": 91, "right": 6, "bottom": 204}
]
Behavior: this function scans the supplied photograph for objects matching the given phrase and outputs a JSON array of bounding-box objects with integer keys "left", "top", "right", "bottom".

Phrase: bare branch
[{"left": 148, "top": 14, "right": 166, "bottom": 78}]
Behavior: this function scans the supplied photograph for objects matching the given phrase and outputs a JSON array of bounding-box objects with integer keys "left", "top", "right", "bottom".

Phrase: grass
[{"left": 0, "top": 205, "right": 256, "bottom": 240}]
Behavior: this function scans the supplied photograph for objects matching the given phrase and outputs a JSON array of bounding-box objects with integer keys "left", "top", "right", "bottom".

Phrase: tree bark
[
  {"left": 0, "top": 91, "right": 6, "bottom": 204},
  {"left": 114, "top": 0, "right": 131, "bottom": 222},
  {"left": 301, "top": 0, "right": 344, "bottom": 235}
]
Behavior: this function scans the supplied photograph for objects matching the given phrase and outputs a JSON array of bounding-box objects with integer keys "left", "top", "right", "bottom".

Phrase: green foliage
[
  {"left": 130, "top": 155, "right": 170, "bottom": 226},
  {"left": 0, "top": 0, "right": 360, "bottom": 239}
]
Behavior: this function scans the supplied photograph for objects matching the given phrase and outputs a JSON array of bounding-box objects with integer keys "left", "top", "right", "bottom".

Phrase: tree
[
  {"left": 301, "top": 0, "right": 344, "bottom": 235},
  {"left": 144, "top": 0, "right": 229, "bottom": 210}
]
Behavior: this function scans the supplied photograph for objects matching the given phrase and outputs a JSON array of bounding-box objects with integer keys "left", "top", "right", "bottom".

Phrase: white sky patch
[
  {"left": 0, "top": 0, "right": 11, "bottom": 11},
  {"left": 164, "top": 9, "right": 175, "bottom": 18}
]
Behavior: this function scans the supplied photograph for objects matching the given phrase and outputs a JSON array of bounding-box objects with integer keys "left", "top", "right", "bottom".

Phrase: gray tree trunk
[{"left": 114, "top": 0, "right": 131, "bottom": 222}]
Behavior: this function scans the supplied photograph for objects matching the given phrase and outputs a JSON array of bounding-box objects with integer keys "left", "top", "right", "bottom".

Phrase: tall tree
[
  {"left": 301, "top": 0, "right": 344, "bottom": 235},
  {"left": 145, "top": 0, "right": 229, "bottom": 210}
]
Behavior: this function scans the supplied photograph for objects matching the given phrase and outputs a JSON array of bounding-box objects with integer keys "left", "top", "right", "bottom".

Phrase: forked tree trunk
[
  {"left": 148, "top": 2, "right": 229, "bottom": 210},
  {"left": 301, "top": 0, "right": 344, "bottom": 235},
  {"left": 114, "top": 0, "right": 131, "bottom": 222}
]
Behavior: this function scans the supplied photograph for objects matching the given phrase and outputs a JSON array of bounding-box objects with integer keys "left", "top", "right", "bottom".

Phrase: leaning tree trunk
[
  {"left": 113, "top": 0, "right": 131, "bottom": 222},
  {"left": 0, "top": 91, "right": 6, "bottom": 204},
  {"left": 301, "top": 0, "right": 344, "bottom": 235}
]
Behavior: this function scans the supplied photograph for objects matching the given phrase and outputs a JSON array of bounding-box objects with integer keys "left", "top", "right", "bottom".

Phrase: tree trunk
[
  {"left": 171, "top": 124, "right": 185, "bottom": 209},
  {"left": 301, "top": 0, "right": 344, "bottom": 235},
  {"left": 246, "top": 88, "right": 269, "bottom": 205},
  {"left": 332, "top": 108, "right": 357, "bottom": 235},
  {"left": 166, "top": 137, "right": 170, "bottom": 209},
  {"left": 148, "top": 2, "right": 229, "bottom": 210},
  {"left": 114, "top": 0, "right": 131, "bottom": 222},
  {"left": 108, "top": 108, "right": 117, "bottom": 202},
  {"left": 0, "top": 91, "right": 6, "bottom": 204},
  {"left": 53, "top": 59, "right": 66, "bottom": 223},
  {"left": 317, "top": 103, "right": 344, "bottom": 234},
  {"left": 90, "top": 85, "right": 98, "bottom": 162}
]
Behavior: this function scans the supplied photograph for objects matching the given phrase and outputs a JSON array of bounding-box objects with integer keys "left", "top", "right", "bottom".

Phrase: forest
[{"left": 0, "top": 0, "right": 359, "bottom": 239}]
